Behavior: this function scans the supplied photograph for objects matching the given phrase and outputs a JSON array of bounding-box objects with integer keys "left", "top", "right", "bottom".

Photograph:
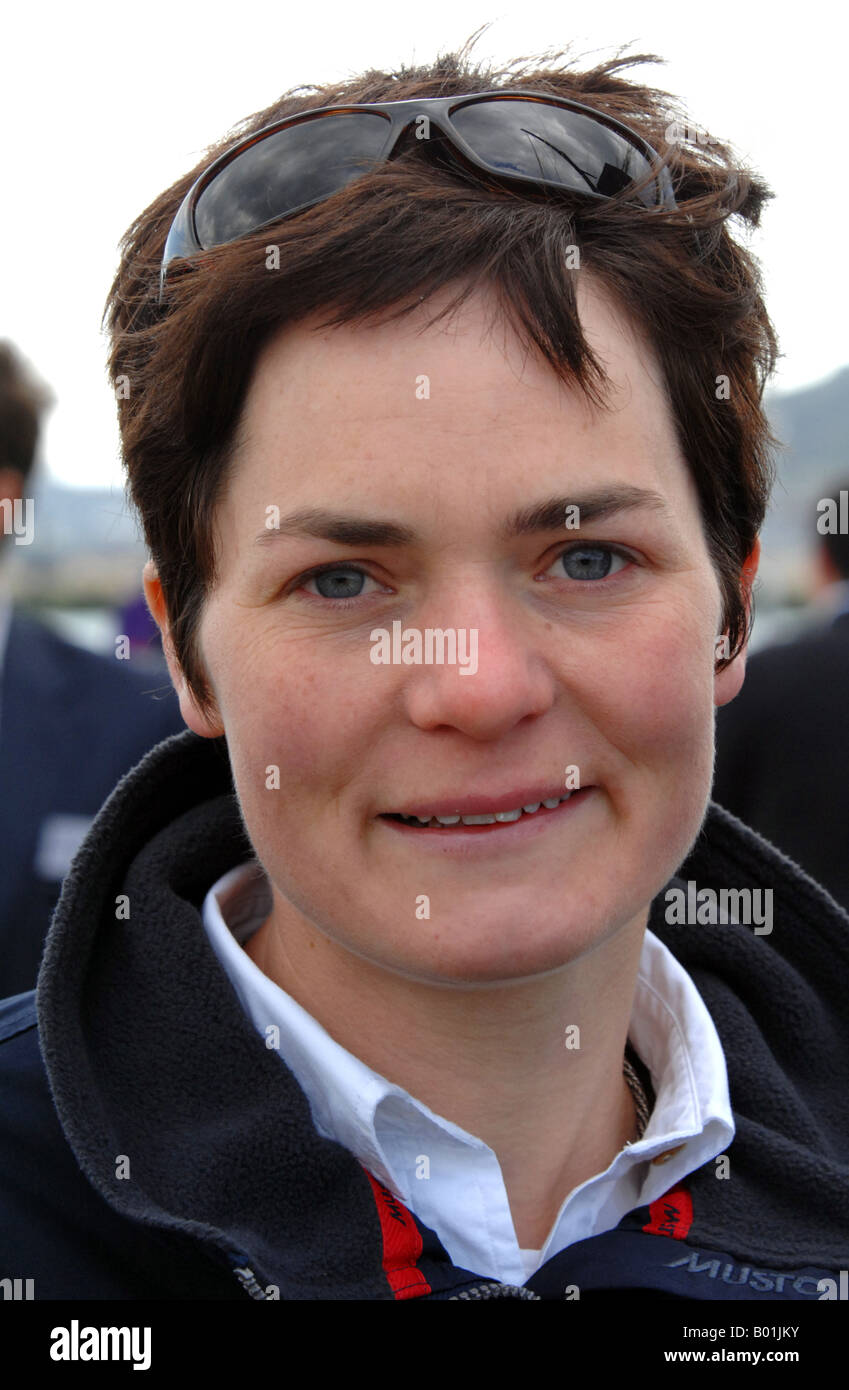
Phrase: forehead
[{"left": 220, "top": 275, "right": 694, "bottom": 535}]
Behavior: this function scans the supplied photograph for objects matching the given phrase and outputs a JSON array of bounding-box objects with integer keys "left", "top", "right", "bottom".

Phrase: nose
[{"left": 398, "top": 592, "right": 557, "bottom": 742}]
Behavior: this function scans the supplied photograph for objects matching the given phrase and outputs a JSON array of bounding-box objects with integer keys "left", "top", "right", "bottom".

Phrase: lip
[
  {"left": 378, "top": 787, "right": 593, "bottom": 849},
  {"left": 380, "top": 783, "right": 585, "bottom": 819}
]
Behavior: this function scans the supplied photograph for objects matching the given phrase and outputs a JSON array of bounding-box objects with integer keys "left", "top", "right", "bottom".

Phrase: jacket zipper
[
  {"left": 230, "top": 1263, "right": 540, "bottom": 1300},
  {"left": 450, "top": 1281, "right": 541, "bottom": 1300}
]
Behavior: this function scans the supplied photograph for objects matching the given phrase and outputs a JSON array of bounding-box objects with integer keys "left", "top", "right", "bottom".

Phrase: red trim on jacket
[
  {"left": 364, "top": 1171, "right": 433, "bottom": 1300},
  {"left": 643, "top": 1184, "right": 694, "bottom": 1240}
]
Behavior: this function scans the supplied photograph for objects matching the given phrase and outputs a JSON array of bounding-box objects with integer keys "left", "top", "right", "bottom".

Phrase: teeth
[{"left": 395, "top": 793, "right": 574, "bottom": 827}]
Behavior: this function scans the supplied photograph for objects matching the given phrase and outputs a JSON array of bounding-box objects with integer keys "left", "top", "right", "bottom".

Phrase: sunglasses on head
[{"left": 159, "top": 88, "right": 678, "bottom": 302}]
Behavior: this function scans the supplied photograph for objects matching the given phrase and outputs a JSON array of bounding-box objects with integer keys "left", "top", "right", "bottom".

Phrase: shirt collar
[{"left": 202, "top": 860, "right": 734, "bottom": 1260}]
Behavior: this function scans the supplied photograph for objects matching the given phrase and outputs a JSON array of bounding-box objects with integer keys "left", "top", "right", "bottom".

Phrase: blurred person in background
[
  {"left": 714, "top": 476, "right": 849, "bottom": 912},
  {"left": 0, "top": 340, "right": 183, "bottom": 995}
]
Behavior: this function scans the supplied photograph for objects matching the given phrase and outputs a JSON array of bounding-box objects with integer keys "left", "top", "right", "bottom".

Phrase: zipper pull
[{"left": 231, "top": 1262, "right": 280, "bottom": 1300}]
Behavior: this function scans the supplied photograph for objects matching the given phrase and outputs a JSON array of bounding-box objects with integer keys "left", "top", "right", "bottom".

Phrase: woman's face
[{"left": 151, "top": 275, "right": 747, "bottom": 986}]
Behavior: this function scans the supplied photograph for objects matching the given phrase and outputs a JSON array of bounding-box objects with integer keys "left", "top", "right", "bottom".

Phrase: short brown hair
[{"left": 105, "top": 35, "right": 779, "bottom": 719}]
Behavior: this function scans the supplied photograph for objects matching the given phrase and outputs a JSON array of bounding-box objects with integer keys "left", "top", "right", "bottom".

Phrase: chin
[{"left": 366, "top": 896, "right": 633, "bottom": 989}]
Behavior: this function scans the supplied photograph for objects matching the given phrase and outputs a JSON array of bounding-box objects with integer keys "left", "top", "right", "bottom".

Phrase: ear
[
  {"left": 714, "top": 538, "right": 760, "bottom": 708},
  {"left": 142, "top": 559, "right": 225, "bottom": 738}
]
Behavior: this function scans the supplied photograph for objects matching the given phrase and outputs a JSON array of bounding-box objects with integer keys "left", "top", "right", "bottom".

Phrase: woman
[{"left": 2, "top": 39, "right": 847, "bottom": 1303}]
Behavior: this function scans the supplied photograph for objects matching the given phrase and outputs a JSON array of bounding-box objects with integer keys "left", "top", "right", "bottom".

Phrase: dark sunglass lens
[
  {"left": 450, "top": 99, "right": 659, "bottom": 206},
  {"left": 195, "top": 111, "right": 392, "bottom": 247}
]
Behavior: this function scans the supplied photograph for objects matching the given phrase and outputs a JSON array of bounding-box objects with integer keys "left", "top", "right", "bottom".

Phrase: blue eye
[
  {"left": 293, "top": 547, "right": 630, "bottom": 604},
  {"left": 303, "top": 566, "right": 370, "bottom": 599},
  {"left": 554, "top": 546, "right": 628, "bottom": 581}
]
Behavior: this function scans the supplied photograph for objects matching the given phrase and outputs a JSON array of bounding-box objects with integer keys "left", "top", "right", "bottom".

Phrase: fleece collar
[{"left": 36, "top": 730, "right": 849, "bottom": 1293}]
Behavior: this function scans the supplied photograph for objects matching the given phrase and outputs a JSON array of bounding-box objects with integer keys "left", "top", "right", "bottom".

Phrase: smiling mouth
[{"left": 380, "top": 793, "right": 579, "bottom": 830}]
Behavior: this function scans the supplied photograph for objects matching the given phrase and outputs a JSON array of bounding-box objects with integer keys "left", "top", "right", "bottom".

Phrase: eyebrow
[{"left": 253, "top": 486, "right": 671, "bottom": 549}]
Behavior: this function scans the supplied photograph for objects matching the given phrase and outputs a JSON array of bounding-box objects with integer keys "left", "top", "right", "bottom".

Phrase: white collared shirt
[{"left": 202, "top": 860, "right": 734, "bottom": 1285}]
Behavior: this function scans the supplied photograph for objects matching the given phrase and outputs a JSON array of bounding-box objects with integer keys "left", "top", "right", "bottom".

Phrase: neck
[{"left": 246, "top": 899, "right": 647, "bottom": 1250}]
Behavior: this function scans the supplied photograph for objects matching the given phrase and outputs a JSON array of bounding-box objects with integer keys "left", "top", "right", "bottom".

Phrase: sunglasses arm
[{"left": 159, "top": 190, "right": 200, "bottom": 304}]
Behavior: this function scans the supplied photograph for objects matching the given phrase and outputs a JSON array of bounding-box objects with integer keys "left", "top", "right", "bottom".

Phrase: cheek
[
  {"left": 632, "top": 624, "right": 715, "bottom": 753},
  {"left": 554, "top": 603, "right": 718, "bottom": 905},
  {"left": 569, "top": 600, "right": 718, "bottom": 786},
  {"left": 211, "top": 622, "right": 384, "bottom": 799}
]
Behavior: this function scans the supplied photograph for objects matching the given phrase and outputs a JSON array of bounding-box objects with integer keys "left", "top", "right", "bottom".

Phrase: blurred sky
[{"left": 3, "top": 1, "right": 846, "bottom": 488}]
